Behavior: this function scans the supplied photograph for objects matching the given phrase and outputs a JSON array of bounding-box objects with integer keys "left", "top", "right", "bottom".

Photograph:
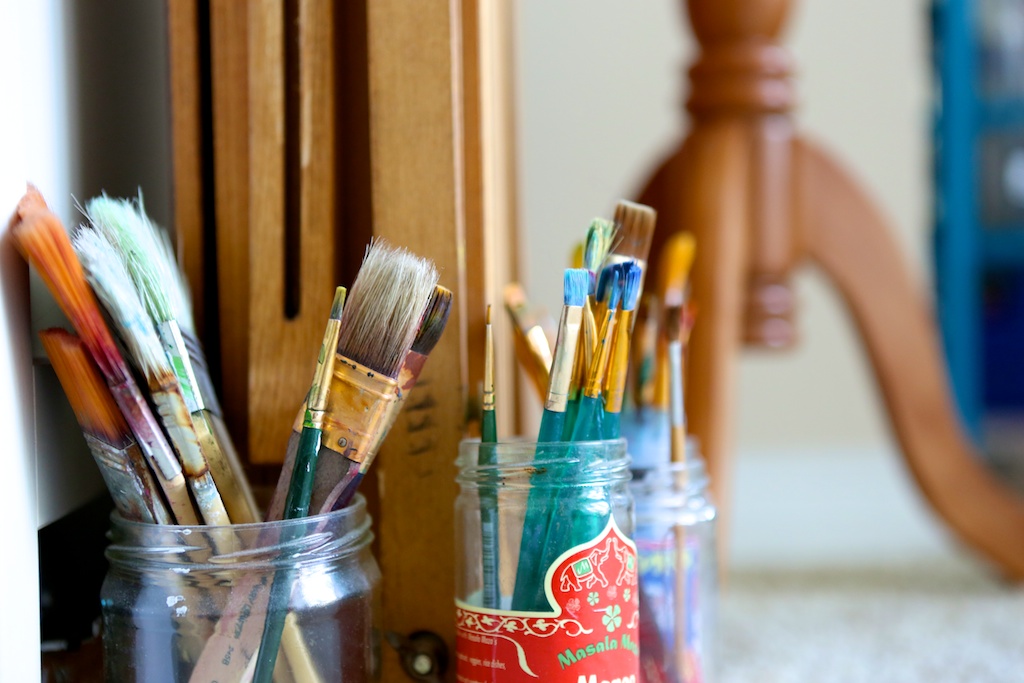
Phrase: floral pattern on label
[{"left": 456, "top": 518, "right": 640, "bottom": 682}]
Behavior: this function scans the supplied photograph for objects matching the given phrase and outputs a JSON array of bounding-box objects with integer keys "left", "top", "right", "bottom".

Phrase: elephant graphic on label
[
  {"left": 559, "top": 543, "right": 610, "bottom": 593},
  {"left": 612, "top": 539, "right": 637, "bottom": 587}
]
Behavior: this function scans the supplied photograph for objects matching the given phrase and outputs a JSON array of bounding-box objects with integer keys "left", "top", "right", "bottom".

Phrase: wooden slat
[
  {"left": 209, "top": 0, "right": 253, "bottom": 458},
  {"left": 364, "top": 0, "right": 474, "bottom": 677},
  {"left": 478, "top": 0, "right": 520, "bottom": 438},
  {"left": 167, "top": 0, "right": 206, "bottom": 336},
  {"left": 246, "top": 0, "right": 338, "bottom": 465}
]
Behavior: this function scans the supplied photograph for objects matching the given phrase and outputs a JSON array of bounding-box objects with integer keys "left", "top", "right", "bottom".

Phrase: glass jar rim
[
  {"left": 106, "top": 495, "right": 373, "bottom": 572},
  {"left": 456, "top": 437, "right": 631, "bottom": 488}
]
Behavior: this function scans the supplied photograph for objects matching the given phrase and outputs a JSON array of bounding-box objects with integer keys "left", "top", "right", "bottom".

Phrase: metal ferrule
[
  {"left": 84, "top": 434, "right": 163, "bottom": 524},
  {"left": 180, "top": 329, "right": 222, "bottom": 416},
  {"left": 157, "top": 320, "right": 204, "bottom": 412},
  {"left": 309, "top": 319, "right": 342, "bottom": 414},
  {"left": 320, "top": 354, "right": 404, "bottom": 466},
  {"left": 603, "top": 309, "right": 635, "bottom": 413},
  {"left": 483, "top": 323, "right": 495, "bottom": 412},
  {"left": 584, "top": 310, "right": 618, "bottom": 398},
  {"left": 545, "top": 305, "right": 583, "bottom": 412},
  {"left": 581, "top": 299, "right": 597, "bottom": 374}
]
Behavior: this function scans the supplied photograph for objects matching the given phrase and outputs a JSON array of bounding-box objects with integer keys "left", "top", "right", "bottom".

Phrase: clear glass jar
[
  {"left": 631, "top": 454, "right": 718, "bottom": 683},
  {"left": 102, "top": 495, "right": 381, "bottom": 682},
  {"left": 455, "top": 439, "right": 639, "bottom": 682}
]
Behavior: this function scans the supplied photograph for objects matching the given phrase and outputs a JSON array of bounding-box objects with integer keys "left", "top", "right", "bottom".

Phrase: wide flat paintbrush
[
  {"left": 605, "top": 200, "right": 656, "bottom": 320},
  {"left": 9, "top": 186, "right": 198, "bottom": 524},
  {"left": 511, "top": 268, "right": 589, "bottom": 611},
  {"left": 131, "top": 197, "right": 260, "bottom": 523},
  {"left": 319, "top": 284, "right": 452, "bottom": 513},
  {"left": 251, "top": 287, "right": 345, "bottom": 683},
  {"left": 87, "top": 196, "right": 246, "bottom": 524},
  {"left": 74, "top": 226, "right": 230, "bottom": 526},
  {"left": 41, "top": 328, "right": 172, "bottom": 524},
  {"left": 267, "top": 240, "right": 438, "bottom": 519}
]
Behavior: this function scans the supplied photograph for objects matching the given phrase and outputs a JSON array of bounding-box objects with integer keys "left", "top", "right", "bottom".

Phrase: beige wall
[{"left": 517, "top": 0, "right": 930, "bottom": 456}]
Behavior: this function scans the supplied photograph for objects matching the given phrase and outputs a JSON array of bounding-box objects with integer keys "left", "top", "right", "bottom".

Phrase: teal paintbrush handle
[
  {"left": 562, "top": 397, "right": 581, "bottom": 440},
  {"left": 522, "top": 397, "right": 610, "bottom": 608},
  {"left": 601, "top": 411, "right": 621, "bottom": 440},
  {"left": 482, "top": 410, "right": 498, "bottom": 444},
  {"left": 511, "top": 409, "right": 567, "bottom": 611}
]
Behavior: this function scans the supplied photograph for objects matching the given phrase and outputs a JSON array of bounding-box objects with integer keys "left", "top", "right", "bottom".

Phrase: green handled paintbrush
[
  {"left": 252, "top": 286, "right": 345, "bottom": 683},
  {"left": 479, "top": 304, "right": 501, "bottom": 608},
  {"left": 510, "top": 269, "right": 590, "bottom": 611}
]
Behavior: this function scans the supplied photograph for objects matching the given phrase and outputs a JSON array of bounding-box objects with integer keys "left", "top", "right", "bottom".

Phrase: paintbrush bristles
[
  {"left": 564, "top": 269, "right": 590, "bottom": 307},
  {"left": 412, "top": 285, "right": 453, "bottom": 356},
  {"left": 40, "top": 329, "right": 130, "bottom": 446},
  {"left": 611, "top": 200, "right": 657, "bottom": 265},
  {"left": 86, "top": 195, "right": 176, "bottom": 324},
  {"left": 9, "top": 192, "right": 125, "bottom": 381},
  {"left": 621, "top": 262, "right": 642, "bottom": 312},
  {"left": 337, "top": 240, "right": 439, "bottom": 377},
  {"left": 584, "top": 218, "right": 615, "bottom": 277},
  {"left": 73, "top": 228, "right": 168, "bottom": 380}
]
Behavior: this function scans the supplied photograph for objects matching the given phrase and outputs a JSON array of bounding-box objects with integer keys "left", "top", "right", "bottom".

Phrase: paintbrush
[
  {"left": 568, "top": 264, "right": 623, "bottom": 442},
  {"left": 86, "top": 195, "right": 251, "bottom": 524},
  {"left": 664, "top": 303, "right": 690, "bottom": 682},
  {"left": 251, "top": 287, "right": 345, "bottom": 683},
  {"left": 267, "top": 240, "right": 439, "bottom": 518},
  {"left": 134, "top": 196, "right": 261, "bottom": 524},
  {"left": 510, "top": 268, "right": 589, "bottom": 611},
  {"left": 40, "top": 328, "right": 173, "bottom": 524},
  {"left": 478, "top": 303, "right": 501, "bottom": 609},
  {"left": 631, "top": 294, "right": 660, "bottom": 411},
  {"left": 653, "top": 231, "right": 697, "bottom": 408},
  {"left": 606, "top": 200, "right": 656, "bottom": 324},
  {"left": 503, "top": 283, "right": 553, "bottom": 402},
  {"left": 74, "top": 226, "right": 230, "bottom": 526},
  {"left": 398, "top": 285, "right": 453, "bottom": 392},
  {"left": 269, "top": 283, "right": 453, "bottom": 519},
  {"left": 519, "top": 266, "right": 634, "bottom": 611},
  {"left": 319, "top": 283, "right": 452, "bottom": 513},
  {"left": 8, "top": 186, "right": 198, "bottom": 525},
  {"left": 601, "top": 262, "right": 642, "bottom": 439}
]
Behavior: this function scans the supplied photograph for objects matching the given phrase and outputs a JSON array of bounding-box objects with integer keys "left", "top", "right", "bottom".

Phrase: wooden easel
[
  {"left": 637, "top": 0, "right": 1024, "bottom": 578},
  {"left": 168, "top": 1, "right": 518, "bottom": 679}
]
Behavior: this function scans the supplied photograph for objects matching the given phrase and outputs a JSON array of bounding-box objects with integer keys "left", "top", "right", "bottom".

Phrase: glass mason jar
[
  {"left": 631, "top": 451, "right": 718, "bottom": 683},
  {"left": 455, "top": 439, "right": 638, "bottom": 683},
  {"left": 102, "top": 495, "right": 381, "bottom": 683}
]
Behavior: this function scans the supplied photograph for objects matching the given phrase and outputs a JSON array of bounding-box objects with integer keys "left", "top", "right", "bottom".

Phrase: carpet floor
[{"left": 719, "top": 558, "right": 1024, "bottom": 683}]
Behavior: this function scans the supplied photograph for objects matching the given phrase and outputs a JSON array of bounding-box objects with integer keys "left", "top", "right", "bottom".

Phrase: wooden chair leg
[
  {"left": 639, "top": 121, "right": 752, "bottom": 566},
  {"left": 796, "top": 136, "right": 1024, "bottom": 579}
]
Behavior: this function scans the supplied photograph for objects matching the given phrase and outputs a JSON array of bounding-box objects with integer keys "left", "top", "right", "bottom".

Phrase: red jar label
[{"left": 456, "top": 519, "right": 640, "bottom": 682}]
